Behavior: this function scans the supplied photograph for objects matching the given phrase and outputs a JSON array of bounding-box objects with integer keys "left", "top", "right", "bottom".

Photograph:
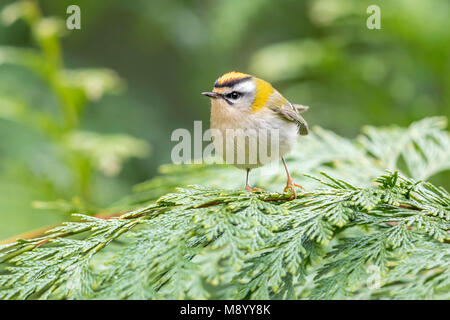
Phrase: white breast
[{"left": 210, "top": 106, "right": 297, "bottom": 169}]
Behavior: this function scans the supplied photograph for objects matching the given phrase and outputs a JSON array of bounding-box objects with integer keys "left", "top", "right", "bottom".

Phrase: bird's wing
[
  {"left": 269, "top": 102, "right": 309, "bottom": 136},
  {"left": 293, "top": 104, "right": 309, "bottom": 113}
]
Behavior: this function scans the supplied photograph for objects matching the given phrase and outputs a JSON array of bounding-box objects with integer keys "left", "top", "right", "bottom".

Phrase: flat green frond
[{"left": 1, "top": 118, "right": 449, "bottom": 300}]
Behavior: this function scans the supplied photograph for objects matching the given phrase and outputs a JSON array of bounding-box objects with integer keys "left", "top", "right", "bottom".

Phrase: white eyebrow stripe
[{"left": 233, "top": 79, "right": 256, "bottom": 93}]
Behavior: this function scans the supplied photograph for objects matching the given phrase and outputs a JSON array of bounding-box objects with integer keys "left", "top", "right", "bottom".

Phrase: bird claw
[
  {"left": 245, "top": 185, "right": 264, "bottom": 193},
  {"left": 283, "top": 179, "right": 303, "bottom": 200}
]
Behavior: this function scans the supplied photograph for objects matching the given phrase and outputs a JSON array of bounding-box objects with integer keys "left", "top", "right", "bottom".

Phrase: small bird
[{"left": 202, "top": 71, "right": 309, "bottom": 199}]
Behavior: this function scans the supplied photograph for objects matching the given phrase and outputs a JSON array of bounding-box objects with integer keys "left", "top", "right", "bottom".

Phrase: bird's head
[{"left": 202, "top": 71, "right": 275, "bottom": 112}]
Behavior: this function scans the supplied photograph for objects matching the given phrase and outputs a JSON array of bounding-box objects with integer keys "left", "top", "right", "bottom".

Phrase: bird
[{"left": 202, "top": 71, "right": 309, "bottom": 200}]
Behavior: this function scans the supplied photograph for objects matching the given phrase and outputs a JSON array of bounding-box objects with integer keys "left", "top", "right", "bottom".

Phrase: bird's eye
[{"left": 226, "top": 91, "right": 241, "bottom": 99}]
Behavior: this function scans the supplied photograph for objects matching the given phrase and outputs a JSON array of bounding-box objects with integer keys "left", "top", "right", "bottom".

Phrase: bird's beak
[{"left": 202, "top": 92, "right": 219, "bottom": 99}]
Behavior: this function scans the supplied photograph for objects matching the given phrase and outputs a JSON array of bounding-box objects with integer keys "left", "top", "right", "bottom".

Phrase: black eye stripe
[
  {"left": 222, "top": 96, "right": 233, "bottom": 105},
  {"left": 217, "top": 92, "right": 240, "bottom": 105}
]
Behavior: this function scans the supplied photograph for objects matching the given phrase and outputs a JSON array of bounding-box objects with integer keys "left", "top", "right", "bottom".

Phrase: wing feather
[{"left": 269, "top": 103, "right": 309, "bottom": 135}]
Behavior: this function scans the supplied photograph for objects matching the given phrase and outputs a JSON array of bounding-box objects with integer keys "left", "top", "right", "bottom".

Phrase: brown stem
[
  {"left": 0, "top": 210, "right": 127, "bottom": 245},
  {"left": 398, "top": 203, "right": 420, "bottom": 210}
]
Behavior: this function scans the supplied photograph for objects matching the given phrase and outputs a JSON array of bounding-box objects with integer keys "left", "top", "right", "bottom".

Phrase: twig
[{"left": 0, "top": 210, "right": 127, "bottom": 245}]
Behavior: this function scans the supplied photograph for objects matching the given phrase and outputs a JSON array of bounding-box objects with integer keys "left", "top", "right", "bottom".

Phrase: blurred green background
[{"left": 0, "top": 0, "right": 448, "bottom": 239}]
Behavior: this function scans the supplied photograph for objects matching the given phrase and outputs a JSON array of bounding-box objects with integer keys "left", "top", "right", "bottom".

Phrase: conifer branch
[{"left": 0, "top": 117, "right": 448, "bottom": 300}]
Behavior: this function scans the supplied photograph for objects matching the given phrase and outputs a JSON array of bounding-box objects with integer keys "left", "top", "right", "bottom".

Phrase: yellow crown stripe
[{"left": 251, "top": 78, "right": 274, "bottom": 112}]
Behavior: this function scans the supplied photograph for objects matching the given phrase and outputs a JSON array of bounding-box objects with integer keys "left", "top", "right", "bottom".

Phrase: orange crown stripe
[{"left": 215, "top": 71, "right": 252, "bottom": 86}]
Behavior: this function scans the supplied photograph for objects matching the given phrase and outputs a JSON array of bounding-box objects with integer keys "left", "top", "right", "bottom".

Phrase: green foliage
[
  {"left": 125, "top": 117, "right": 449, "bottom": 207},
  {"left": 1, "top": 0, "right": 449, "bottom": 238},
  {"left": 0, "top": 118, "right": 448, "bottom": 300},
  {"left": 0, "top": 0, "right": 449, "bottom": 300},
  {"left": 0, "top": 0, "right": 150, "bottom": 234}
]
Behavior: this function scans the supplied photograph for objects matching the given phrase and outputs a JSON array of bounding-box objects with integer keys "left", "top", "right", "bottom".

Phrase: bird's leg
[
  {"left": 282, "top": 157, "right": 303, "bottom": 200},
  {"left": 245, "top": 168, "right": 252, "bottom": 191},
  {"left": 244, "top": 168, "right": 264, "bottom": 193}
]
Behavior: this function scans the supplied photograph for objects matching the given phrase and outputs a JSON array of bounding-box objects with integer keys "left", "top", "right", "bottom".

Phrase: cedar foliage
[{"left": 0, "top": 117, "right": 449, "bottom": 300}]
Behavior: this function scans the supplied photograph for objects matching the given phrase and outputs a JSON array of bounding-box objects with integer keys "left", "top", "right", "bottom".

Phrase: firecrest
[{"left": 202, "top": 71, "right": 309, "bottom": 200}]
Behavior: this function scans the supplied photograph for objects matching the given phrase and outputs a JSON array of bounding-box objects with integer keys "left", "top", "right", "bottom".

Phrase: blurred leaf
[
  {"left": 359, "top": 117, "right": 450, "bottom": 180},
  {"left": 32, "top": 197, "right": 97, "bottom": 216},
  {"left": 32, "top": 17, "right": 66, "bottom": 42},
  {"left": 0, "top": 0, "right": 37, "bottom": 26},
  {"left": 60, "top": 69, "right": 125, "bottom": 101},
  {"left": 210, "top": 0, "right": 270, "bottom": 51},
  {"left": 0, "top": 46, "right": 44, "bottom": 73},
  {"left": 0, "top": 96, "right": 26, "bottom": 121},
  {"left": 249, "top": 40, "right": 327, "bottom": 81},
  {"left": 64, "top": 131, "right": 150, "bottom": 176}
]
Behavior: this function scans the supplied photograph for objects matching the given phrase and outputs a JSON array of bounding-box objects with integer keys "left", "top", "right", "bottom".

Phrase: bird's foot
[
  {"left": 283, "top": 178, "right": 303, "bottom": 200},
  {"left": 245, "top": 185, "right": 265, "bottom": 193}
]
